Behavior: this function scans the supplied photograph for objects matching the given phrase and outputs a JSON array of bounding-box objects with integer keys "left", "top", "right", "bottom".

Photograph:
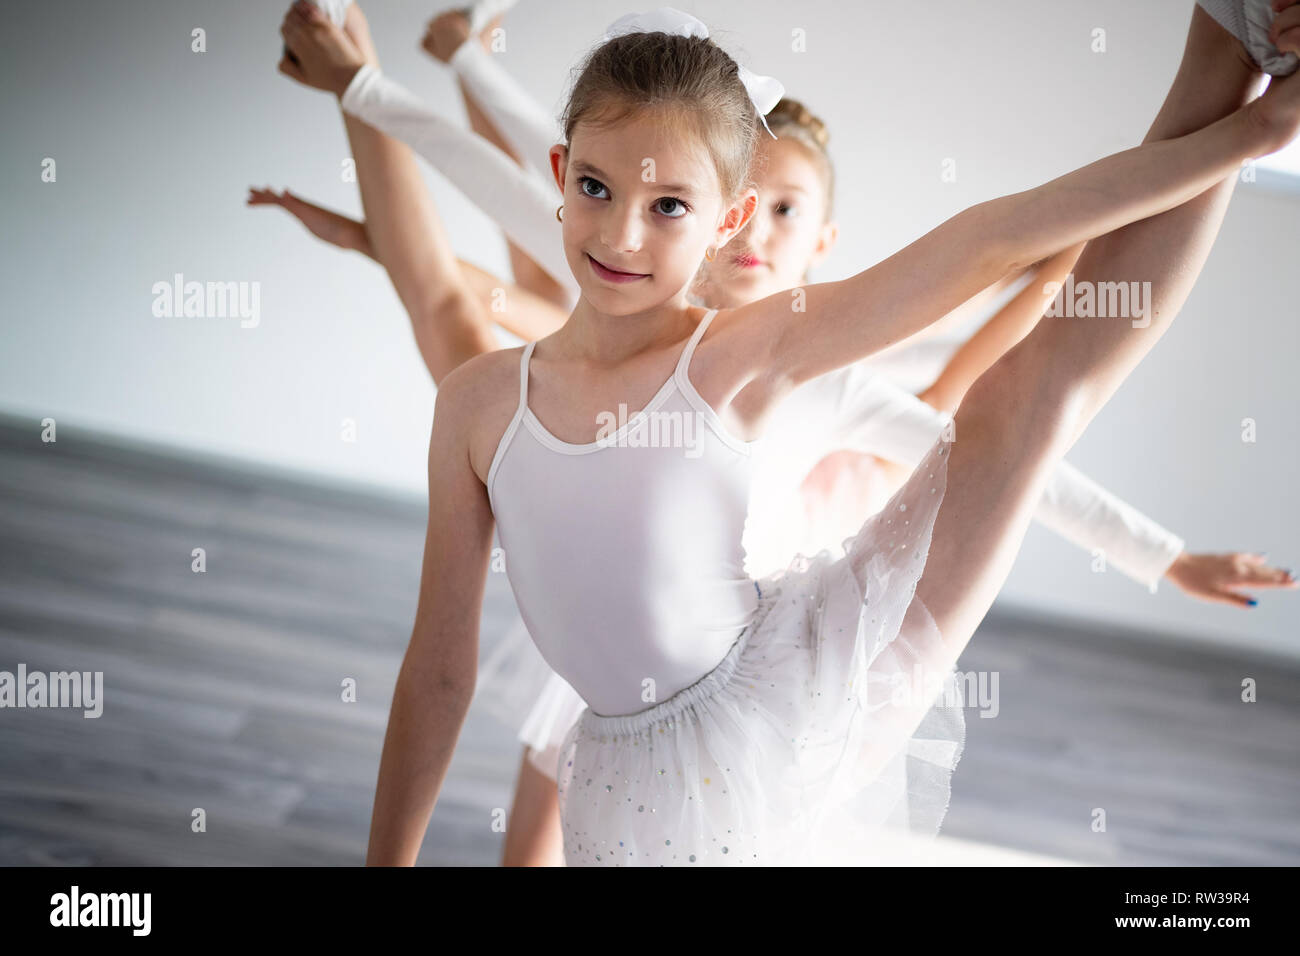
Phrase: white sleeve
[
  {"left": 811, "top": 365, "right": 1186, "bottom": 590},
  {"left": 449, "top": 40, "right": 561, "bottom": 178},
  {"left": 340, "top": 63, "right": 578, "bottom": 300},
  {"left": 1033, "top": 460, "right": 1185, "bottom": 590},
  {"left": 814, "top": 366, "right": 954, "bottom": 466}
]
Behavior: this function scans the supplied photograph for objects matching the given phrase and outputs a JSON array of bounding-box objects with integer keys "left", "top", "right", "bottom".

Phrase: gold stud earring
[
  {"left": 705, "top": 246, "right": 717, "bottom": 262},
  {"left": 556, "top": 204, "right": 564, "bottom": 222}
]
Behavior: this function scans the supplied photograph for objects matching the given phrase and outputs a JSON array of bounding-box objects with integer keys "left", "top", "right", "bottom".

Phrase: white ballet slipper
[{"left": 1198, "top": 0, "right": 1299, "bottom": 76}]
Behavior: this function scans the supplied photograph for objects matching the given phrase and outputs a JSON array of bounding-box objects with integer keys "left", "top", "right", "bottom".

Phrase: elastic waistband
[{"left": 578, "top": 580, "right": 781, "bottom": 738}]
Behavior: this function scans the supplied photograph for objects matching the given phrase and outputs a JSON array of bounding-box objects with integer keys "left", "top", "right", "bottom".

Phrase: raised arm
[
  {"left": 365, "top": 370, "right": 493, "bottom": 866},
  {"left": 726, "top": 81, "right": 1296, "bottom": 391},
  {"left": 917, "top": 244, "right": 1085, "bottom": 415},
  {"left": 796, "top": 366, "right": 1293, "bottom": 602}
]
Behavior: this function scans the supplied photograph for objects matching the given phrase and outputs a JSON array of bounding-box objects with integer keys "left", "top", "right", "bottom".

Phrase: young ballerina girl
[
  {"left": 334, "top": 0, "right": 1300, "bottom": 864},
  {"left": 269, "top": 0, "right": 1294, "bottom": 868}
]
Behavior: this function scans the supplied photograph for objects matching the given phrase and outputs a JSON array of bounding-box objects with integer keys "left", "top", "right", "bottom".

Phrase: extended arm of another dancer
[
  {"left": 917, "top": 246, "right": 1085, "bottom": 415},
  {"left": 791, "top": 364, "right": 1293, "bottom": 606}
]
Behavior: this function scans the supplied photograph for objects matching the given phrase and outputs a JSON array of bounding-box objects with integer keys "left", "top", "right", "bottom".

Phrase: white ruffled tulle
[
  {"left": 517, "top": 672, "right": 587, "bottom": 777},
  {"left": 553, "top": 437, "right": 965, "bottom": 866},
  {"left": 472, "top": 606, "right": 589, "bottom": 778}
]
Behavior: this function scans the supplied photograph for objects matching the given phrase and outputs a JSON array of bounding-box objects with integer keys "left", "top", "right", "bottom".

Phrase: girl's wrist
[
  {"left": 331, "top": 61, "right": 365, "bottom": 99},
  {"left": 1164, "top": 549, "right": 1189, "bottom": 581}
]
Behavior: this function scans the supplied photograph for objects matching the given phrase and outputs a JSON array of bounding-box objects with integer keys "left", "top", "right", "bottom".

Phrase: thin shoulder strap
[
  {"left": 674, "top": 308, "right": 719, "bottom": 378},
  {"left": 486, "top": 340, "right": 538, "bottom": 509},
  {"left": 517, "top": 340, "right": 536, "bottom": 411}
]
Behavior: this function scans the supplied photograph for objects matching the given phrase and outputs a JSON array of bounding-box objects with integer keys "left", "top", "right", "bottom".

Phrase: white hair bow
[{"left": 602, "top": 7, "right": 785, "bottom": 139}]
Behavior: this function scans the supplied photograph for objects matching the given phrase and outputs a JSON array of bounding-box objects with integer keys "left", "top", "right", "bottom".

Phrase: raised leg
[
  {"left": 914, "top": 6, "right": 1266, "bottom": 660},
  {"left": 333, "top": 3, "right": 499, "bottom": 384}
]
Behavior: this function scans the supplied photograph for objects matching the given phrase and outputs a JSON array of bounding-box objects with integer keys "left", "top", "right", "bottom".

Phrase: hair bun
[{"left": 768, "top": 97, "right": 829, "bottom": 148}]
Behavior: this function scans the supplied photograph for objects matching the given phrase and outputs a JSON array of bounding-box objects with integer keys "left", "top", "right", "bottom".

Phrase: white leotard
[{"left": 486, "top": 309, "right": 758, "bottom": 716}]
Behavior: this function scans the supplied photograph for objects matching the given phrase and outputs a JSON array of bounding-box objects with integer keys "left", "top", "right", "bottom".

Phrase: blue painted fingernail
[{"left": 1248, "top": 599, "right": 1258, "bottom": 606}]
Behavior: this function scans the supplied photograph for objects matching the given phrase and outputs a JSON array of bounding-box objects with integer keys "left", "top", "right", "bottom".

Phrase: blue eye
[
  {"left": 776, "top": 202, "right": 798, "bottom": 218},
  {"left": 578, "top": 176, "right": 609, "bottom": 199},
  {"left": 656, "top": 197, "right": 689, "bottom": 219}
]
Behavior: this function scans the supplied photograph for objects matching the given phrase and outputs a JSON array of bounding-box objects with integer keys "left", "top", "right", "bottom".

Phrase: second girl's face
[
  {"left": 552, "top": 110, "right": 751, "bottom": 317},
  {"left": 701, "top": 136, "right": 835, "bottom": 306}
]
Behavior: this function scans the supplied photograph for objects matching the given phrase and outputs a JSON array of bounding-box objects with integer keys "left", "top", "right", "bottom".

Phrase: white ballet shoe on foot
[{"left": 1197, "top": 0, "right": 1299, "bottom": 76}]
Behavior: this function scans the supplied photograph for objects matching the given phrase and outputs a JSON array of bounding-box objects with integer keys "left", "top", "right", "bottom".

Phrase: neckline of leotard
[{"left": 519, "top": 309, "right": 719, "bottom": 453}]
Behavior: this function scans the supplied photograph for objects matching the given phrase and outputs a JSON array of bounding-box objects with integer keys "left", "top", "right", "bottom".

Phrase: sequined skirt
[{"left": 554, "top": 438, "right": 965, "bottom": 866}]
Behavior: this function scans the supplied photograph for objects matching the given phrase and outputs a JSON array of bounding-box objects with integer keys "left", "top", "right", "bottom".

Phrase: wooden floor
[{"left": 1, "top": 415, "right": 1296, "bottom": 866}]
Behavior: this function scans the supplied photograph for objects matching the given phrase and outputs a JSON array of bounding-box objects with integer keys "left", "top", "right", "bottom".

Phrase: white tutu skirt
[
  {"left": 548, "top": 437, "right": 965, "bottom": 866},
  {"left": 473, "top": 619, "right": 588, "bottom": 774}
]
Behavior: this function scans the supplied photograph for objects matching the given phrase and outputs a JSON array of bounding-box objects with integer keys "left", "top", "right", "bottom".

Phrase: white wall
[{"left": 2, "top": 0, "right": 1296, "bottom": 657}]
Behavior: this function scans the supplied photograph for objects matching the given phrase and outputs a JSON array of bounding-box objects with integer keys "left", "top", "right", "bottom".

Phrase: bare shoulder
[{"left": 432, "top": 346, "right": 526, "bottom": 484}]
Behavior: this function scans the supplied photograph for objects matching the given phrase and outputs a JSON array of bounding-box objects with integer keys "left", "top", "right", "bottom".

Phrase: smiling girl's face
[
  {"left": 550, "top": 109, "right": 755, "bottom": 317},
  {"left": 695, "top": 136, "right": 838, "bottom": 308}
]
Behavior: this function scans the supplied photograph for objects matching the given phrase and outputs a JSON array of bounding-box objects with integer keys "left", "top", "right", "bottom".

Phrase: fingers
[
  {"left": 247, "top": 186, "right": 288, "bottom": 205},
  {"left": 277, "top": 54, "right": 306, "bottom": 85},
  {"left": 280, "top": 19, "right": 300, "bottom": 57},
  {"left": 280, "top": 3, "right": 314, "bottom": 54},
  {"left": 1176, "top": 553, "right": 1299, "bottom": 607},
  {"left": 1271, "top": 5, "right": 1300, "bottom": 54},
  {"left": 1223, "top": 554, "right": 1297, "bottom": 587},
  {"left": 1210, "top": 589, "right": 1259, "bottom": 609},
  {"left": 293, "top": 0, "right": 323, "bottom": 23}
]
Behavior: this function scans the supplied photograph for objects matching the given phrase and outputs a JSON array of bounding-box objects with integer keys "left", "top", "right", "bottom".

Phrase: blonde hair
[
  {"left": 560, "top": 31, "right": 760, "bottom": 203},
  {"left": 764, "top": 97, "right": 834, "bottom": 221}
]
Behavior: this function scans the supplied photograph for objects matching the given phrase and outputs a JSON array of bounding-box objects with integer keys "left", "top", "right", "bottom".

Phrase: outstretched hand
[
  {"left": 246, "top": 186, "right": 291, "bottom": 208},
  {"left": 1271, "top": 0, "right": 1300, "bottom": 54},
  {"left": 278, "top": 0, "right": 366, "bottom": 96},
  {"left": 246, "top": 186, "right": 372, "bottom": 256},
  {"left": 1164, "top": 551, "right": 1297, "bottom": 608}
]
